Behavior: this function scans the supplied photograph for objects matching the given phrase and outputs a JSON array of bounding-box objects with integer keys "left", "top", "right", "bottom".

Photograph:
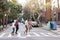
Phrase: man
[{"left": 15, "top": 19, "right": 19, "bottom": 34}]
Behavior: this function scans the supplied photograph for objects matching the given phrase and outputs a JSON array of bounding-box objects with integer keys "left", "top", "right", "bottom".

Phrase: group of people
[
  {"left": 47, "top": 20, "right": 57, "bottom": 30},
  {"left": 11, "top": 19, "right": 32, "bottom": 35}
]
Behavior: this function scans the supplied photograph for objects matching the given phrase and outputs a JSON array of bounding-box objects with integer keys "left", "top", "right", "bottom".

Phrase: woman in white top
[{"left": 24, "top": 19, "right": 29, "bottom": 35}]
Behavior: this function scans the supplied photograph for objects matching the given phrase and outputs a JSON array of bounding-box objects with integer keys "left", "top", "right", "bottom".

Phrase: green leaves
[
  {"left": 8, "top": 2, "right": 22, "bottom": 20},
  {"left": 0, "top": 0, "right": 22, "bottom": 20}
]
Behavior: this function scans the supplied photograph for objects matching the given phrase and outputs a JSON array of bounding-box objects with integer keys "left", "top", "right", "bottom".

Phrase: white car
[{"left": 30, "top": 21, "right": 39, "bottom": 27}]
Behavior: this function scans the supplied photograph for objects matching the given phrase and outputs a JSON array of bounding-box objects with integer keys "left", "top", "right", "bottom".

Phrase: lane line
[
  {"left": 33, "top": 32, "right": 40, "bottom": 37},
  {"left": 0, "top": 33, "right": 5, "bottom": 38}
]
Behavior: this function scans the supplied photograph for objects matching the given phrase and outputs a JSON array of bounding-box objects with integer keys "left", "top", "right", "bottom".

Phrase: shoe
[
  {"left": 15, "top": 32, "right": 18, "bottom": 34},
  {"left": 11, "top": 33, "right": 14, "bottom": 35}
]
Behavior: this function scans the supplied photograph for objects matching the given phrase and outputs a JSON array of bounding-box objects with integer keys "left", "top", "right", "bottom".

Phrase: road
[{"left": 0, "top": 23, "right": 60, "bottom": 40}]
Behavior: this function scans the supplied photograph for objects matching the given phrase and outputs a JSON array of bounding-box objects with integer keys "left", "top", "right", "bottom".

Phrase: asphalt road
[{"left": 0, "top": 23, "right": 60, "bottom": 40}]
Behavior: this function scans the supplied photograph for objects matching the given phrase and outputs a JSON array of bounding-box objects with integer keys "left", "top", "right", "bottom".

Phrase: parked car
[
  {"left": 21, "top": 21, "right": 25, "bottom": 24},
  {"left": 30, "top": 21, "right": 39, "bottom": 27},
  {"left": 7, "top": 19, "right": 14, "bottom": 24}
]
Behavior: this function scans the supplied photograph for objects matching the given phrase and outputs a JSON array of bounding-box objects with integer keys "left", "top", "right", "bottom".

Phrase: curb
[
  {"left": 0, "top": 25, "right": 10, "bottom": 32},
  {"left": 42, "top": 27, "right": 60, "bottom": 35},
  {"left": 42, "top": 24, "right": 60, "bottom": 35}
]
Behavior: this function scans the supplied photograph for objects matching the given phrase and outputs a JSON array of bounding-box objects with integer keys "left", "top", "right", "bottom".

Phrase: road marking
[
  {"left": 0, "top": 33, "right": 5, "bottom": 38},
  {"left": 33, "top": 32, "right": 40, "bottom": 37},
  {"left": 0, "top": 32, "right": 59, "bottom": 38},
  {"left": 8, "top": 34, "right": 13, "bottom": 37},
  {"left": 26, "top": 34, "right": 31, "bottom": 37},
  {"left": 47, "top": 33, "right": 58, "bottom": 37},
  {"left": 40, "top": 33, "right": 49, "bottom": 36},
  {"left": 17, "top": 33, "right": 26, "bottom": 38}
]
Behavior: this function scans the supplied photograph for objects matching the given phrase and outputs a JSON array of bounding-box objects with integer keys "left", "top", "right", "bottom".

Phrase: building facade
[
  {"left": 36, "top": 0, "right": 60, "bottom": 24},
  {"left": 46, "top": 0, "right": 60, "bottom": 24}
]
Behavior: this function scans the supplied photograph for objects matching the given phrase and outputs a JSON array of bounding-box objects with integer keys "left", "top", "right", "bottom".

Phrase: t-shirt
[
  {"left": 25, "top": 20, "right": 28, "bottom": 26},
  {"left": 12, "top": 22, "right": 15, "bottom": 28},
  {"left": 15, "top": 19, "right": 19, "bottom": 26}
]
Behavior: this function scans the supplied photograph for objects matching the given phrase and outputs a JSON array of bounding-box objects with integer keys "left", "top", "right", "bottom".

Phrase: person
[
  {"left": 47, "top": 20, "right": 51, "bottom": 30},
  {"left": 24, "top": 19, "right": 29, "bottom": 35},
  {"left": 28, "top": 20, "right": 32, "bottom": 33},
  {"left": 54, "top": 14, "right": 56, "bottom": 21},
  {"left": 15, "top": 19, "right": 19, "bottom": 34},
  {"left": 51, "top": 20, "right": 57, "bottom": 30},
  {"left": 37, "top": 13, "right": 43, "bottom": 27},
  {"left": 11, "top": 20, "right": 16, "bottom": 35}
]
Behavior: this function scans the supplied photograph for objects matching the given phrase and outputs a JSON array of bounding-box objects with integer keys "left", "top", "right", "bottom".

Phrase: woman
[
  {"left": 24, "top": 19, "right": 29, "bottom": 35},
  {"left": 28, "top": 20, "right": 32, "bottom": 32},
  {"left": 11, "top": 20, "right": 16, "bottom": 35}
]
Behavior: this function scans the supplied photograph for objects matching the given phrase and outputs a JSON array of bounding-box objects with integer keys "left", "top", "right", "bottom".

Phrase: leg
[
  {"left": 24, "top": 25, "right": 28, "bottom": 35},
  {"left": 29, "top": 26, "right": 32, "bottom": 32},
  {"left": 12, "top": 28, "right": 15, "bottom": 33},
  {"left": 15, "top": 25, "right": 19, "bottom": 34},
  {"left": 27, "top": 27, "right": 30, "bottom": 34},
  {"left": 11, "top": 28, "right": 15, "bottom": 35}
]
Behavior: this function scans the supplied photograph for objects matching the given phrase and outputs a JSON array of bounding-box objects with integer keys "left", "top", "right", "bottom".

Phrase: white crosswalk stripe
[
  {"left": 0, "top": 33, "right": 5, "bottom": 38},
  {"left": 26, "top": 34, "right": 31, "bottom": 37},
  {"left": 40, "top": 33, "right": 49, "bottom": 36},
  {"left": 33, "top": 32, "right": 40, "bottom": 37},
  {"left": 47, "top": 33, "right": 58, "bottom": 37},
  {"left": 8, "top": 34, "right": 13, "bottom": 38},
  {"left": 17, "top": 33, "right": 27, "bottom": 38},
  {"left": 0, "top": 32, "right": 59, "bottom": 38}
]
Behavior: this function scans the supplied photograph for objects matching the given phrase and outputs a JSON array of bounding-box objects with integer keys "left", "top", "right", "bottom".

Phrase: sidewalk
[
  {"left": 42, "top": 24, "right": 60, "bottom": 35},
  {"left": 0, "top": 24, "right": 11, "bottom": 32}
]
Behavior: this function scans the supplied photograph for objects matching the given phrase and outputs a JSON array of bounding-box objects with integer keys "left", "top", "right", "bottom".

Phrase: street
[{"left": 0, "top": 23, "right": 60, "bottom": 40}]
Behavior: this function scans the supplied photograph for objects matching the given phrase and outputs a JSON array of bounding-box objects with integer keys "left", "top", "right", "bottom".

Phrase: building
[{"left": 29, "top": 0, "right": 60, "bottom": 24}]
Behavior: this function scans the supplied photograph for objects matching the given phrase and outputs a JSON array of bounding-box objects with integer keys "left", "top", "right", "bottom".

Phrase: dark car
[{"left": 7, "top": 19, "right": 14, "bottom": 24}]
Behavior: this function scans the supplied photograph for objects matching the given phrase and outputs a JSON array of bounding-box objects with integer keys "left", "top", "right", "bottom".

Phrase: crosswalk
[{"left": 0, "top": 32, "right": 60, "bottom": 38}]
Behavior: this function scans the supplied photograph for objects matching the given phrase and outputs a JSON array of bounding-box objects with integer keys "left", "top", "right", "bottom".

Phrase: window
[{"left": 51, "top": 0, "right": 58, "bottom": 10}]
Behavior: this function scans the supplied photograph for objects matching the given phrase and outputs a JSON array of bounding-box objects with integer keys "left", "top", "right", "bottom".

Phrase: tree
[
  {"left": 23, "top": 0, "right": 45, "bottom": 21},
  {"left": 0, "top": 0, "right": 8, "bottom": 27},
  {"left": 8, "top": 2, "right": 22, "bottom": 20},
  {"left": 0, "top": 0, "right": 22, "bottom": 27}
]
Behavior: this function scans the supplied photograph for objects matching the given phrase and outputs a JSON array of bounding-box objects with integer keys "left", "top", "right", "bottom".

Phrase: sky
[{"left": 16, "top": 0, "right": 31, "bottom": 7}]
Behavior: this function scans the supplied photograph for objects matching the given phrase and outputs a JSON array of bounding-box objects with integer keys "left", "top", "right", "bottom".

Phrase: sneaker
[
  {"left": 15, "top": 32, "right": 18, "bottom": 34},
  {"left": 11, "top": 33, "right": 14, "bottom": 35}
]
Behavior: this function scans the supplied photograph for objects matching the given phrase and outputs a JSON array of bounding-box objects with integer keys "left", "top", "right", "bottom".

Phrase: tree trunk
[{"left": 2, "top": 17, "right": 5, "bottom": 29}]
